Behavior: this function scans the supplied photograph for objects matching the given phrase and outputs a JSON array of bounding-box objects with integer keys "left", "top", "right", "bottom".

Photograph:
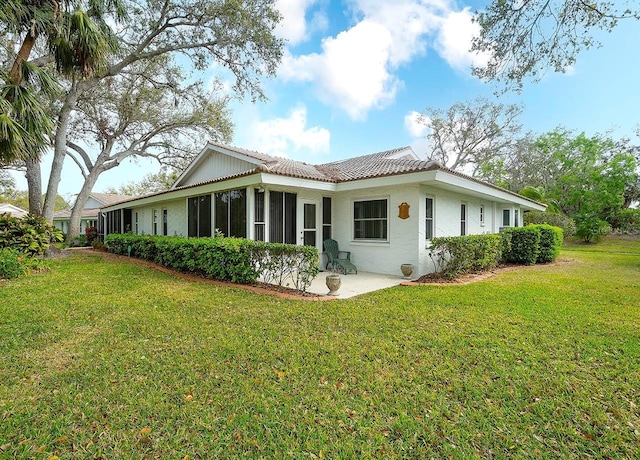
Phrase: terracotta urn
[{"left": 326, "top": 273, "right": 341, "bottom": 296}]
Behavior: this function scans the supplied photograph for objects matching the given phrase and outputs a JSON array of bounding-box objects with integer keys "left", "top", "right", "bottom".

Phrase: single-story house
[
  {"left": 54, "top": 193, "right": 131, "bottom": 234},
  {"left": 0, "top": 203, "right": 28, "bottom": 218},
  {"left": 98, "top": 143, "right": 545, "bottom": 277}
]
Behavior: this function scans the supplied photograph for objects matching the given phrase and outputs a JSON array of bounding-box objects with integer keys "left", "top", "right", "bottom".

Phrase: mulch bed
[{"left": 405, "top": 258, "right": 575, "bottom": 286}]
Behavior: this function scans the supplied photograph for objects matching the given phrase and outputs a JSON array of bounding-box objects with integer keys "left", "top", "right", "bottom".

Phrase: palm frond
[{"left": 20, "top": 60, "right": 62, "bottom": 96}]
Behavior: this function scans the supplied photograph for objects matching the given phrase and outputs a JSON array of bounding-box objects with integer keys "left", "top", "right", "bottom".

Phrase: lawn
[{"left": 0, "top": 237, "right": 638, "bottom": 458}]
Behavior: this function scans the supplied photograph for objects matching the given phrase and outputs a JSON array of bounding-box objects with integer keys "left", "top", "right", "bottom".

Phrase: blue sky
[{"left": 14, "top": 0, "right": 640, "bottom": 198}]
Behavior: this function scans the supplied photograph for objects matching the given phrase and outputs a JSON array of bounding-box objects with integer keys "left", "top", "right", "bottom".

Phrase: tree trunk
[
  {"left": 66, "top": 167, "right": 103, "bottom": 242},
  {"left": 43, "top": 89, "right": 80, "bottom": 221},
  {"left": 25, "top": 159, "right": 42, "bottom": 215},
  {"left": 9, "top": 33, "right": 37, "bottom": 84}
]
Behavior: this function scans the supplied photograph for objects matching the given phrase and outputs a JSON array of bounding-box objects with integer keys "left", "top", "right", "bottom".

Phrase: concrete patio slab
[{"left": 307, "top": 270, "right": 408, "bottom": 299}]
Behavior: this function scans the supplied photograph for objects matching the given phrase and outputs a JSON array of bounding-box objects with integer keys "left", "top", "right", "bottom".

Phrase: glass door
[{"left": 300, "top": 200, "right": 318, "bottom": 247}]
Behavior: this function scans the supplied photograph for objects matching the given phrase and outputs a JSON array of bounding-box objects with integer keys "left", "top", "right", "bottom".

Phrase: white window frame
[
  {"left": 502, "top": 208, "right": 511, "bottom": 227},
  {"left": 460, "top": 202, "right": 468, "bottom": 236},
  {"left": 352, "top": 197, "right": 389, "bottom": 242},
  {"left": 425, "top": 196, "right": 435, "bottom": 241}
]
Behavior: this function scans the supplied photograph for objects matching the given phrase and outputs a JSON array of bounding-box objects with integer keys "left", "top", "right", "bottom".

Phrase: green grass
[{"left": 0, "top": 239, "right": 639, "bottom": 458}]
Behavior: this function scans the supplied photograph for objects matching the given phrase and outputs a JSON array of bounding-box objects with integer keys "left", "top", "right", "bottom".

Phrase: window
[
  {"left": 135, "top": 212, "right": 139, "bottom": 234},
  {"left": 215, "top": 189, "right": 246, "bottom": 237},
  {"left": 425, "top": 197, "right": 434, "bottom": 240},
  {"left": 254, "top": 188, "right": 265, "bottom": 241},
  {"left": 480, "top": 205, "right": 485, "bottom": 227},
  {"left": 152, "top": 209, "right": 159, "bottom": 235},
  {"left": 269, "top": 191, "right": 297, "bottom": 244},
  {"left": 460, "top": 203, "right": 467, "bottom": 236},
  {"left": 322, "top": 197, "right": 332, "bottom": 241},
  {"left": 353, "top": 199, "right": 388, "bottom": 240},
  {"left": 162, "top": 209, "right": 168, "bottom": 236},
  {"left": 514, "top": 209, "right": 520, "bottom": 227},
  {"left": 188, "top": 194, "right": 212, "bottom": 237},
  {"left": 502, "top": 209, "right": 511, "bottom": 227}
]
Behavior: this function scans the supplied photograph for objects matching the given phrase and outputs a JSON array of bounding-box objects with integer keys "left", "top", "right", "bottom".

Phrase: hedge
[
  {"left": 529, "top": 224, "right": 563, "bottom": 263},
  {"left": 104, "top": 234, "right": 320, "bottom": 292},
  {"left": 524, "top": 211, "right": 575, "bottom": 237},
  {"left": 501, "top": 227, "right": 541, "bottom": 265},
  {"left": 428, "top": 234, "right": 503, "bottom": 278}
]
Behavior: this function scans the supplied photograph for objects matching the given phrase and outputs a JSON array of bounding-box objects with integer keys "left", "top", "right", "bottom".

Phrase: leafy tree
[
  {"left": 104, "top": 169, "right": 179, "bottom": 196},
  {"left": 420, "top": 97, "right": 522, "bottom": 176},
  {"left": 63, "top": 55, "right": 232, "bottom": 240},
  {"left": 0, "top": 188, "right": 70, "bottom": 211},
  {"left": 534, "top": 129, "right": 637, "bottom": 223},
  {"left": 472, "top": 1, "right": 640, "bottom": 90},
  {"left": 23, "top": 0, "right": 283, "bottom": 224}
]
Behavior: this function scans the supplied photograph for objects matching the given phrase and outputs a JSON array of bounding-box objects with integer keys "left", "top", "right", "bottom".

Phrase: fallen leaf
[
  {"left": 185, "top": 394, "right": 193, "bottom": 402},
  {"left": 37, "top": 445, "right": 47, "bottom": 453},
  {"left": 139, "top": 427, "right": 151, "bottom": 435},
  {"left": 54, "top": 436, "right": 68, "bottom": 444}
]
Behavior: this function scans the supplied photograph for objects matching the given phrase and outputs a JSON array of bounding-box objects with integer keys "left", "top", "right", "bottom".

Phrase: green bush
[
  {"left": 524, "top": 211, "right": 575, "bottom": 237},
  {"left": 429, "top": 234, "right": 503, "bottom": 278},
  {"left": 502, "top": 227, "right": 541, "bottom": 265},
  {"left": 611, "top": 208, "right": 640, "bottom": 233},
  {"left": 0, "top": 248, "right": 28, "bottom": 279},
  {"left": 574, "top": 213, "right": 610, "bottom": 243},
  {"left": 104, "top": 234, "right": 320, "bottom": 292},
  {"left": 528, "top": 224, "right": 563, "bottom": 263},
  {"left": 0, "top": 213, "right": 63, "bottom": 256}
]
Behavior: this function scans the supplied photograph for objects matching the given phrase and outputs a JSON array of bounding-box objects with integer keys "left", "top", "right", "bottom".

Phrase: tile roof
[
  {"left": 53, "top": 208, "right": 100, "bottom": 219},
  {"left": 90, "top": 193, "right": 132, "bottom": 206},
  {"left": 212, "top": 143, "right": 436, "bottom": 182},
  {"left": 100, "top": 143, "right": 544, "bottom": 208}
]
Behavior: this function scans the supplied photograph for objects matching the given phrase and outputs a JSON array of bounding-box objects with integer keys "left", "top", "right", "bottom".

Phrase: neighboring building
[
  {"left": 54, "top": 193, "right": 131, "bottom": 235},
  {"left": 99, "top": 143, "right": 545, "bottom": 277},
  {"left": 0, "top": 203, "right": 28, "bottom": 218}
]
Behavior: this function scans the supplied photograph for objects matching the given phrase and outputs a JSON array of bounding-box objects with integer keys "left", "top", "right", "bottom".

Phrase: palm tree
[
  {"left": 519, "top": 185, "right": 562, "bottom": 214},
  {"left": 1, "top": 0, "right": 124, "bottom": 163}
]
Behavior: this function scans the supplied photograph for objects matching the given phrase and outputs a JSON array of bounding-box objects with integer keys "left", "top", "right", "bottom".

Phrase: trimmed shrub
[
  {"left": 502, "top": 227, "right": 541, "bottom": 265},
  {"left": 529, "top": 224, "right": 563, "bottom": 263},
  {"left": 105, "top": 234, "right": 320, "bottom": 292},
  {"left": 0, "top": 213, "right": 64, "bottom": 256},
  {"left": 524, "top": 211, "right": 575, "bottom": 237},
  {"left": 429, "top": 234, "right": 503, "bottom": 278}
]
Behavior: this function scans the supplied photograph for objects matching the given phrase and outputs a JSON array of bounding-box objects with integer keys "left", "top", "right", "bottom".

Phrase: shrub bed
[
  {"left": 0, "top": 213, "right": 63, "bottom": 256},
  {"left": 428, "top": 234, "right": 503, "bottom": 279},
  {"left": 105, "top": 234, "right": 319, "bottom": 292}
]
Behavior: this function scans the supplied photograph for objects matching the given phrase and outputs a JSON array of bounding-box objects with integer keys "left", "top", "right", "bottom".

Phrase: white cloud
[
  {"left": 434, "top": 7, "right": 490, "bottom": 71},
  {"left": 279, "top": 0, "right": 466, "bottom": 120},
  {"left": 245, "top": 106, "right": 331, "bottom": 157},
  {"left": 275, "top": 0, "right": 320, "bottom": 45},
  {"left": 404, "top": 111, "right": 430, "bottom": 138}
]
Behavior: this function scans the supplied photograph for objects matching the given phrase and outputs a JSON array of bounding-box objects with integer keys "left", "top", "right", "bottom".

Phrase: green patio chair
[{"left": 323, "top": 238, "right": 358, "bottom": 275}]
